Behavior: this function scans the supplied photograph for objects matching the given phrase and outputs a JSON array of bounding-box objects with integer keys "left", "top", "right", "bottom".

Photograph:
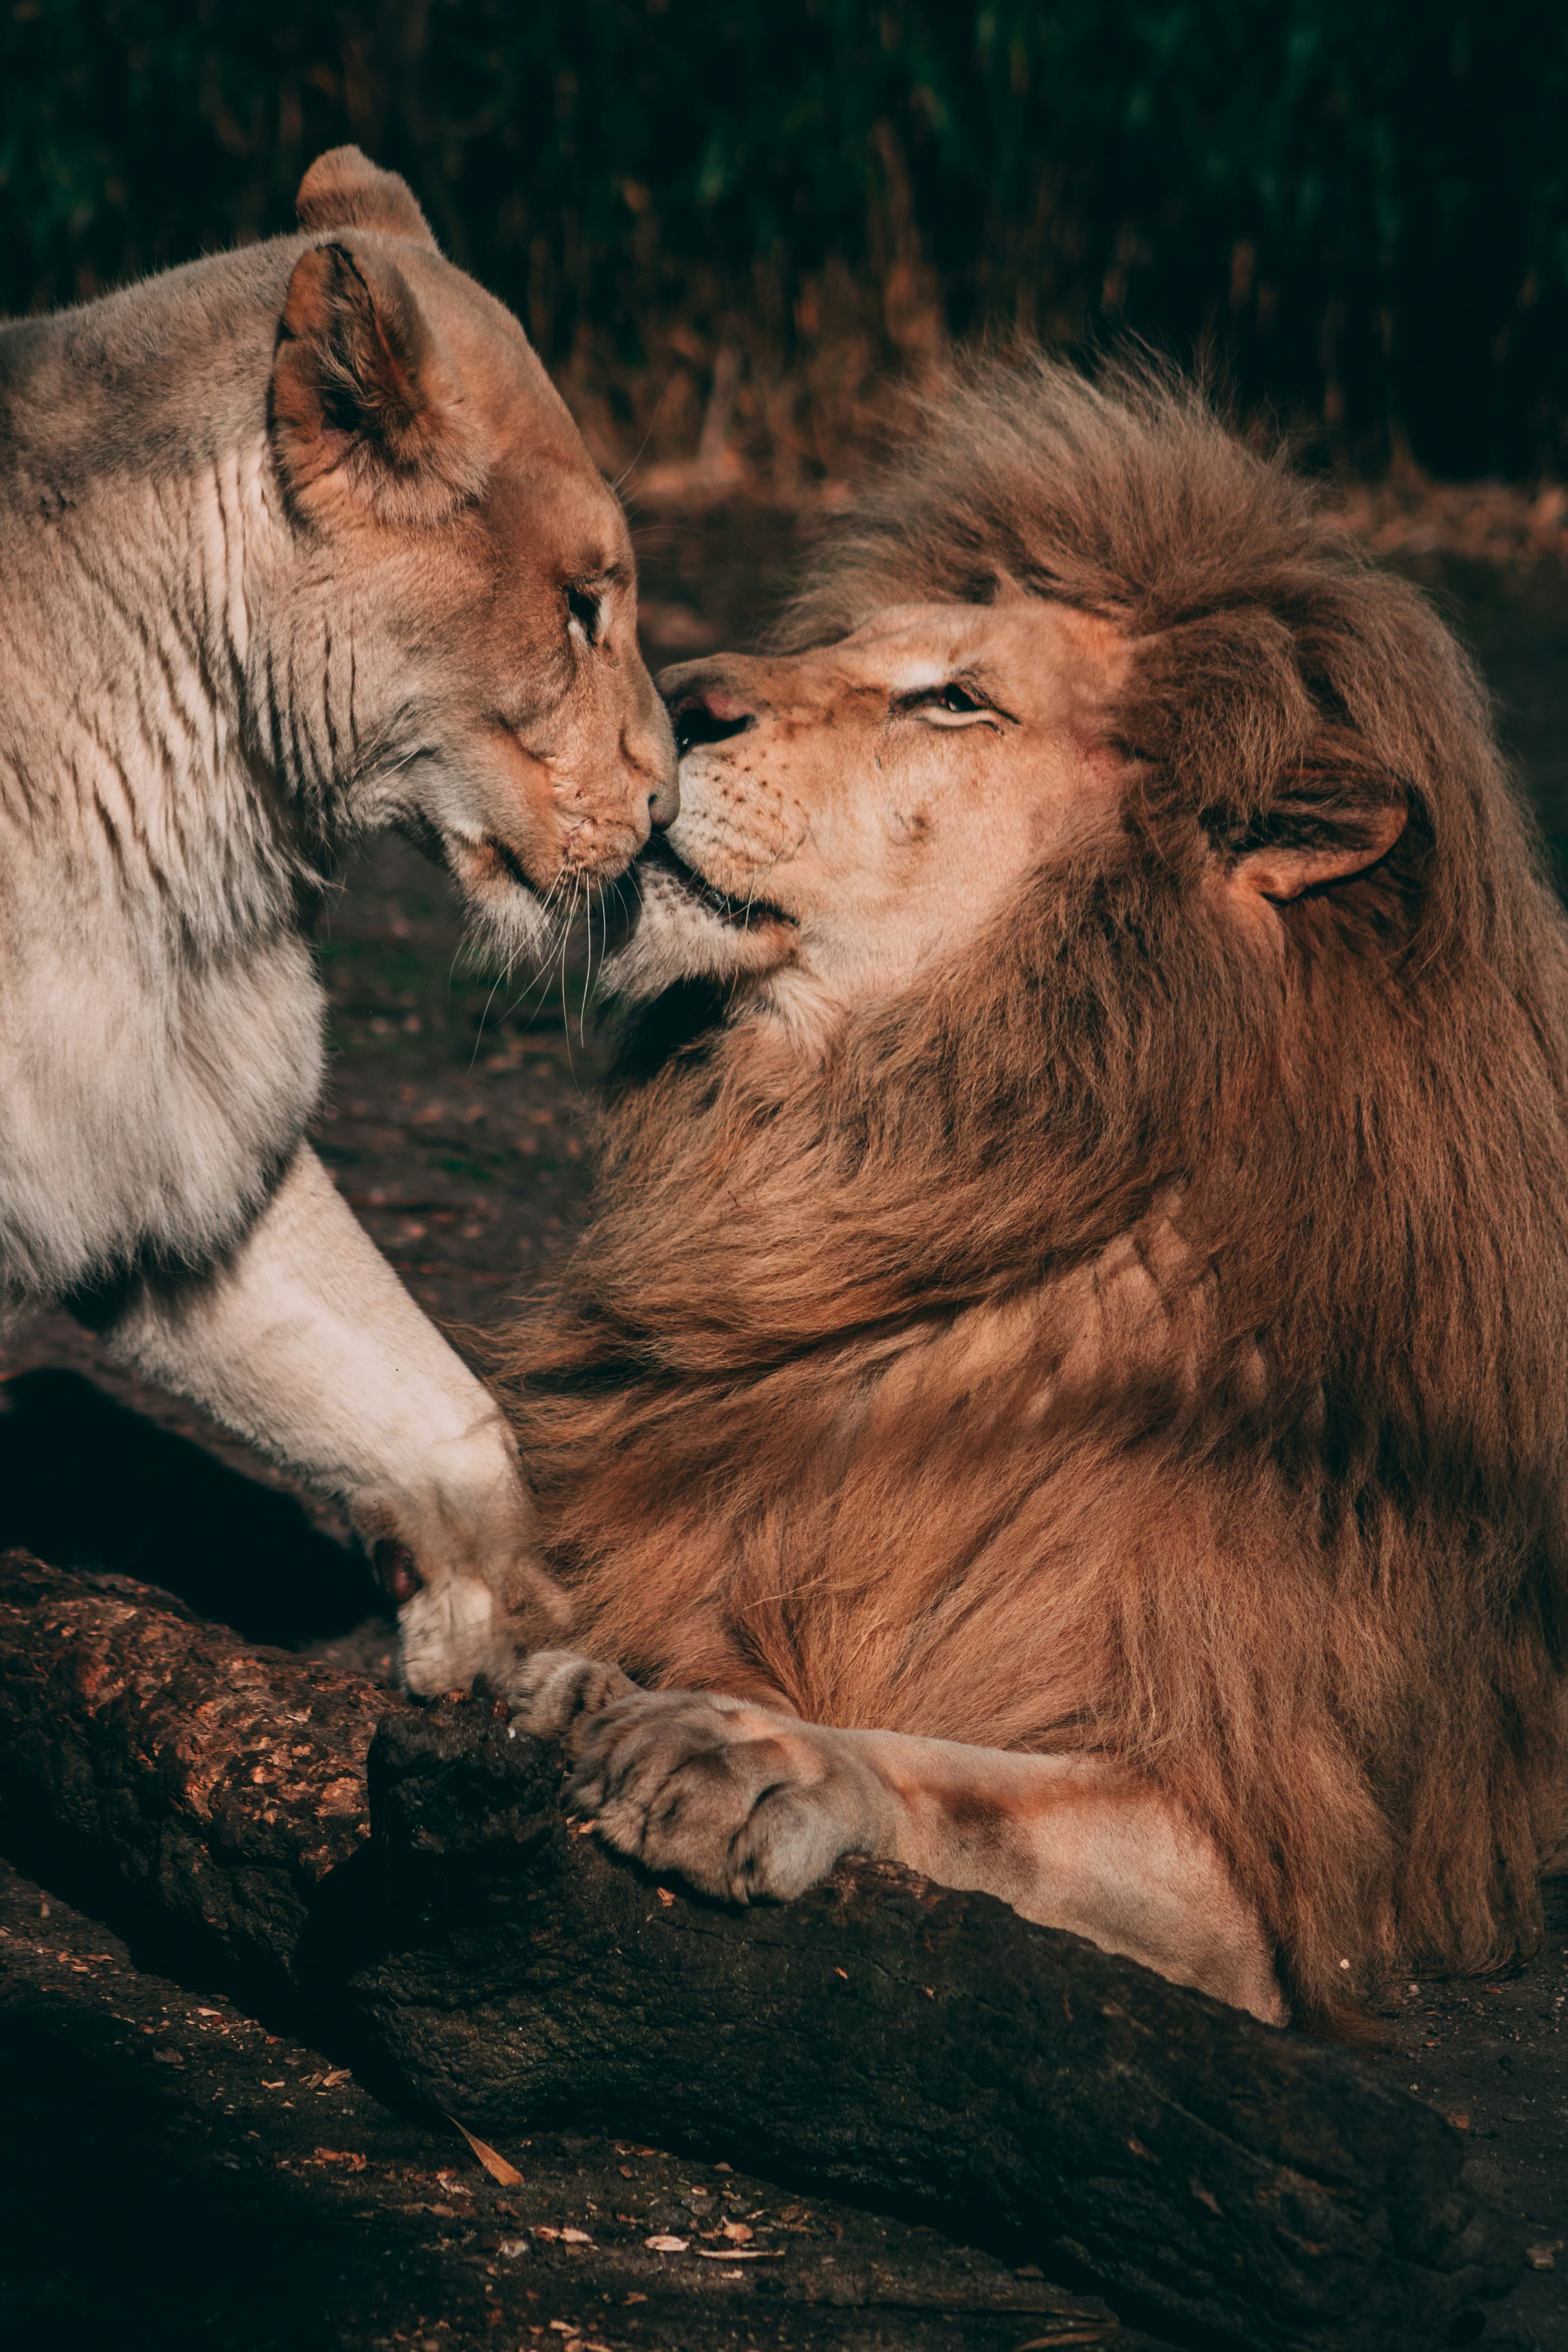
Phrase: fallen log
[{"left": 0, "top": 1549, "right": 1522, "bottom": 2351}]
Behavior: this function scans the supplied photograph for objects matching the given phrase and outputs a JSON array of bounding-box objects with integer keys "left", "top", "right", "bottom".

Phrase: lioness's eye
[
  {"left": 937, "top": 682, "right": 981, "bottom": 713},
  {"left": 566, "top": 585, "right": 602, "bottom": 642}
]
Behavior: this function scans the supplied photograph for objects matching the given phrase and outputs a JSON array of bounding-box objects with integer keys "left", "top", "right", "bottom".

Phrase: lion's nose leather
[{"left": 661, "top": 671, "right": 760, "bottom": 758}]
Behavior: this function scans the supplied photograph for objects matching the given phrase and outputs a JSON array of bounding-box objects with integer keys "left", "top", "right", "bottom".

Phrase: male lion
[
  {"left": 497, "top": 361, "right": 1568, "bottom": 2027},
  {"left": 0, "top": 146, "right": 674, "bottom": 1694}
]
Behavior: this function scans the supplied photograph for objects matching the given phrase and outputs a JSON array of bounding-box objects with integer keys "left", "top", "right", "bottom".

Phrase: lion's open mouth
[{"left": 638, "top": 837, "right": 795, "bottom": 930}]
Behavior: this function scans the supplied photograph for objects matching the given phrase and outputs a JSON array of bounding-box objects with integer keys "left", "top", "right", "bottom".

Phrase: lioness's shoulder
[{"left": 0, "top": 240, "right": 311, "bottom": 496}]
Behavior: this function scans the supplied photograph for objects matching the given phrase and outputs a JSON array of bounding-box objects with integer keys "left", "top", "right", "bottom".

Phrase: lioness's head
[{"left": 267, "top": 149, "right": 674, "bottom": 954}]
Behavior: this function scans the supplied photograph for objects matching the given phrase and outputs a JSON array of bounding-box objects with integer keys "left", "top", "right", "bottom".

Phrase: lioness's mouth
[{"left": 637, "top": 837, "right": 795, "bottom": 931}]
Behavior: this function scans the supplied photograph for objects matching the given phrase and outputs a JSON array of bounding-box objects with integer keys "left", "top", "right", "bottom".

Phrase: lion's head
[
  {"left": 510, "top": 358, "right": 1568, "bottom": 2024},
  {"left": 615, "top": 597, "right": 1136, "bottom": 1035},
  {"left": 615, "top": 370, "right": 1441, "bottom": 1047}
]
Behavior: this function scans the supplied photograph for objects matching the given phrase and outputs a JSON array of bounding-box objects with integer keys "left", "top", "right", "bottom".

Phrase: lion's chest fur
[{"left": 524, "top": 1222, "right": 1250, "bottom": 1746}]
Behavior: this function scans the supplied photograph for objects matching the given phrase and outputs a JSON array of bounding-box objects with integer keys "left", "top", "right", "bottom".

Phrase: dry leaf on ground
[{"left": 445, "top": 2113, "right": 523, "bottom": 2187}]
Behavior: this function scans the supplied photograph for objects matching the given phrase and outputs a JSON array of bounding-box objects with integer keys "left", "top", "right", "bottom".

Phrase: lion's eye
[{"left": 901, "top": 679, "right": 997, "bottom": 725}]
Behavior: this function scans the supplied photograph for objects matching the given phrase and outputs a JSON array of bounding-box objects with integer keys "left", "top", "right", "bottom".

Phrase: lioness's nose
[
  {"left": 647, "top": 770, "right": 679, "bottom": 829},
  {"left": 639, "top": 697, "right": 679, "bottom": 830},
  {"left": 627, "top": 669, "right": 679, "bottom": 829}
]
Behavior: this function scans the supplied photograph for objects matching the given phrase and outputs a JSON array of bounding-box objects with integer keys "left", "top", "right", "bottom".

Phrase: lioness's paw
[
  {"left": 493, "top": 1648, "right": 639, "bottom": 1751},
  {"left": 398, "top": 1575, "right": 500, "bottom": 1698},
  {"left": 566, "top": 1690, "right": 884, "bottom": 1903}
]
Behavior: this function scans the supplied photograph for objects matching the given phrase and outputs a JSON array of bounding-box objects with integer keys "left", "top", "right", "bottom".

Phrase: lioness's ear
[
  {"left": 295, "top": 146, "right": 438, "bottom": 252},
  {"left": 1231, "top": 803, "right": 1407, "bottom": 904},
  {"left": 271, "top": 240, "right": 488, "bottom": 526}
]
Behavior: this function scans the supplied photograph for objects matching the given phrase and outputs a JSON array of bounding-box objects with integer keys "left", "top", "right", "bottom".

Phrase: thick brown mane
[{"left": 499, "top": 358, "right": 1568, "bottom": 2025}]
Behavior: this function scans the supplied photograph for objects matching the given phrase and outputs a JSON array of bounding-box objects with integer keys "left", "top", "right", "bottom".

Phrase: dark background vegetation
[{"left": 3, "top": 0, "right": 1566, "bottom": 485}]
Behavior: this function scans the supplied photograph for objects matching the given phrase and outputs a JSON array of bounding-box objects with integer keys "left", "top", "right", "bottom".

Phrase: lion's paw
[
  {"left": 491, "top": 1647, "right": 639, "bottom": 1752},
  {"left": 565, "top": 1689, "right": 885, "bottom": 1903}
]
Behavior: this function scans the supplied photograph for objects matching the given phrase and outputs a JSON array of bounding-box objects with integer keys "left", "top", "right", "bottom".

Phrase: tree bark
[{"left": 0, "top": 1550, "right": 1523, "bottom": 2352}]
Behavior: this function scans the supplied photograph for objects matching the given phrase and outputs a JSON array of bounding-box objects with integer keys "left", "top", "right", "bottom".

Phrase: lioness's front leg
[
  {"left": 541, "top": 1672, "right": 1284, "bottom": 2023},
  {"left": 94, "top": 1143, "right": 571, "bottom": 1692}
]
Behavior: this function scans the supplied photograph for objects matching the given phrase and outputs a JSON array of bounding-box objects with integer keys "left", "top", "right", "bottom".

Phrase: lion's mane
[{"left": 501, "top": 359, "right": 1568, "bottom": 2025}]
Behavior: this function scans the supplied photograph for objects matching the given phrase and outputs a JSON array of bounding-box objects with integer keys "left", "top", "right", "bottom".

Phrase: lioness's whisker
[{"left": 579, "top": 875, "right": 606, "bottom": 1044}]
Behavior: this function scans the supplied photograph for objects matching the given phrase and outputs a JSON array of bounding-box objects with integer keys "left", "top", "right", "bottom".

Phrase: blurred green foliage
[{"left": 2, "top": 0, "right": 1565, "bottom": 477}]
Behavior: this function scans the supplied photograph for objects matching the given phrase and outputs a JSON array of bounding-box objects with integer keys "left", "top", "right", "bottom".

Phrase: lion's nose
[{"left": 662, "top": 679, "right": 758, "bottom": 758}]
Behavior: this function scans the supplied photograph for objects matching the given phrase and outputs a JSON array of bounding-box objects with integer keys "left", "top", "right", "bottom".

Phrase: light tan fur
[
  {"left": 0, "top": 147, "right": 674, "bottom": 1691},
  {"left": 497, "top": 359, "right": 1568, "bottom": 2028}
]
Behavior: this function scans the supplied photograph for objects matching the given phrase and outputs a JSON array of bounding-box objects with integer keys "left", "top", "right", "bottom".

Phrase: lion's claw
[
  {"left": 490, "top": 1646, "right": 638, "bottom": 1753},
  {"left": 564, "top": 1687, "right": 886, "bottom": 1903}
]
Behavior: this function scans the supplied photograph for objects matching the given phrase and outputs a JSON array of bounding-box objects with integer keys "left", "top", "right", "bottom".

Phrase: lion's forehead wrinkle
[
  {"left": 774, "top": 696, "right": 872, "bottom": 733},
  {"left": 838, "top": 599, "right": 1007, "bottom": 650},
  {"left": 822, "top": 597, "right": 1122, "bottom": 704}
]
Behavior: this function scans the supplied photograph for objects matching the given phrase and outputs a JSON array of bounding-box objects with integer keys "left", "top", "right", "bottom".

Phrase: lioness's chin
[
  {"left": 454, "top": 869, "right": 553, "bottom": 974},
  {"left": 606, "top": 845, "right": 794, "bottom": 1001}
]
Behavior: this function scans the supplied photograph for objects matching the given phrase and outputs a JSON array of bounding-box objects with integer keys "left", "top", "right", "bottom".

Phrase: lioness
[
  {"left": 498, "top": 361, "right": 1568, "bottom": 2028},
  {"left": 0, "top": 147, "right": 673, "bottom": 1693}
]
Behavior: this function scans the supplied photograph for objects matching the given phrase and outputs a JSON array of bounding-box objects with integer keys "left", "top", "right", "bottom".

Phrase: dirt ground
[
  {"left": 2, "top": 509, "right": 1566, "bottom": 2349},
  {"left": 0, "top": 1854, "right": 1145, "bottom": 2352}
]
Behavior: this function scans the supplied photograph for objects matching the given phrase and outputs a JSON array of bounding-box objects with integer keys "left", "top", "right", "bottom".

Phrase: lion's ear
[
  {"left": 1231, "top": 804, "right": 1407, "bottom": 904},
  {"left": 295, "top": 147, "right": 438, "bottom": 252},
  {"left": 271, "top": 240, "right": 488, "bottom": 527}
]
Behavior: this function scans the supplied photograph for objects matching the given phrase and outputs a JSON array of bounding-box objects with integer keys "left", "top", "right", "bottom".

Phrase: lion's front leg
[
  {"left": 563, "top": 1687, "right": 894, "bottom": 1902},
  {"left": 563, "top": 1690, "right": 1285, "bottom": 2022}
]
